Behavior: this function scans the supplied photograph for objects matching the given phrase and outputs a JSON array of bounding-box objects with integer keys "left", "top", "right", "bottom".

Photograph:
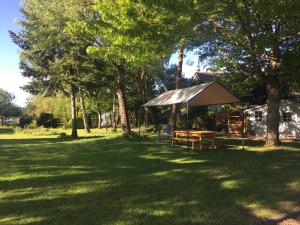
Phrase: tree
[
  {"left": 25, "top": 94, "right": 71, "bottom": 128},
  {"left": 70, "top": 0, "right": 182, "bottom": 134},
  {"left": 14, "top": 0, "right": 101, "bottom": 137},
  {"left": 0, "top": 89, "right": 22, "bottom": 125},
  {"left": 195, "top": 0, "right": 300, "bottom": 145}
]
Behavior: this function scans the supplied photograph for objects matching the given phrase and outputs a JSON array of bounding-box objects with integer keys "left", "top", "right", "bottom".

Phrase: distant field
[{"left": 0, "top": 128, "right": 300, "bottom": 225}]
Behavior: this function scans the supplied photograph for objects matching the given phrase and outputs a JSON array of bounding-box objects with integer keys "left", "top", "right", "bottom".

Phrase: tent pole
[
  {"left": 138, "top": 106, "right": 141, "bottom": 144},
  {"left": 186, "top": 101, "right": 190, "bottom": 153},
  {"left": 242, "top": 109, "right": 245, "bottom": 150}
]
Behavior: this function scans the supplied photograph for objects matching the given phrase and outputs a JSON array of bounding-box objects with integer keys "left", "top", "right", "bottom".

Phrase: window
[
  {"left": 254, "top": 111, "right": 263, "bottom": 122},
  {"left": 282, "top": 112, "right": 292, "bottom": 122}
]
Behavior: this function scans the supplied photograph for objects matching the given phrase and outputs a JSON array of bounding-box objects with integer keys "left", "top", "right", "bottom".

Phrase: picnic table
[{"left": 172, "top": 130, "right": 217, "bottom": 150}]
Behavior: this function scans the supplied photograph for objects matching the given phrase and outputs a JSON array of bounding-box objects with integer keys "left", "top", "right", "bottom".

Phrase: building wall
[{"left": 247, "top": 101, "right": 300, "bottom": 138}]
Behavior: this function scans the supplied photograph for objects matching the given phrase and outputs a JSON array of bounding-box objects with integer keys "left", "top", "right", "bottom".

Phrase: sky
[
  {"left": 0, "top": 1, "right": 199, "bottom": 107},
  {"left": 0, "top": 0, "right": 29, "bottom": 107}
]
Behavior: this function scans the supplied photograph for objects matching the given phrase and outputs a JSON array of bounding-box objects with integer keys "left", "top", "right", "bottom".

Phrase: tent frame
[{"left": 138, "top": 81, "right": 240, "bottom": 150}]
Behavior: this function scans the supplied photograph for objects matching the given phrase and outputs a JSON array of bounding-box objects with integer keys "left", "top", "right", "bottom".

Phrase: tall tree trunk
[
  {"left": 140, "top": 66, "right": 149, "bottom": 127},
  {"left": 171, "top": 41, "right": 184, "bottom": 130},
  {"left": 265, "top": 45, "right": 281, "bottom": 146},
  {"left": 265, "top": 77, "right": 281, "bottom": 146},
  {"left": 115, "top": 62, "right": 131, "bottom": 134},
  {"left": 79, "top": 89, "right": 91, "bottom": 133},
  {"left": 96, "top": 103, "right": 102, "bottom": 129},
  {"left": 70, "top": 85, "right": 78, "bottom": 138},
  {"left": 104, "top": 111, "right": 108, "bottom": 132},
  {"left": 112, "top": 94, "right": 117, "bottom": 132},
  {"left": 97, "top": 111, "right": 102, "bottom": 129}
]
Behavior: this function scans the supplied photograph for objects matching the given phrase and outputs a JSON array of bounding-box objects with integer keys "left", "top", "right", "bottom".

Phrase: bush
[
  {"left": 76, "top": 117, "right": 84, "bottom": 129},
  {"left": 27, "top": 119, "right": 38, "bottom": 129},
  {"left": 37, "top": 113, "right": 60, "bottom": 128},
  {"left": 19, "top": 116, "right": 33, "bottom": 128}
]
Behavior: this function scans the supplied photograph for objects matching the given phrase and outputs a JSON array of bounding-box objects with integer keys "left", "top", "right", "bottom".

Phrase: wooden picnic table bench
[{"left": 172, "top": 130, "right": 217, "bottom": 150}]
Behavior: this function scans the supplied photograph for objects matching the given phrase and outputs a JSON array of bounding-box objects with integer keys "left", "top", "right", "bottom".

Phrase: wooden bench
[
  {"left": 172, "top": 135, "right": 200, "bottom": 150},
  {"left": 197, "top": 132, "right": 217, "bottom": 150},
  {"left": 172, "top": 130, "right": 217, "bottom": 150}
]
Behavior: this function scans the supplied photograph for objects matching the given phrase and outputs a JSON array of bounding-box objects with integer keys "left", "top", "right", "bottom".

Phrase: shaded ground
[{"left": 0, "top": 129, "right": 300, "bottom": 225}]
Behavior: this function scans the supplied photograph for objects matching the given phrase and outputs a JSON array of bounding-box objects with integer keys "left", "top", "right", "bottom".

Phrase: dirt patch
[
  {"left": 278, "top": 219, "right": 300, "bottom": 225},
  {"left": 255, "top": 210, "right": 300, "bottom": 225}
]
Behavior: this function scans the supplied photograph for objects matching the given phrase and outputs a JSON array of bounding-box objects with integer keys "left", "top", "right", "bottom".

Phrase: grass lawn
[{"left": 0, "top": 128, "right": 300, "bottom": 225}]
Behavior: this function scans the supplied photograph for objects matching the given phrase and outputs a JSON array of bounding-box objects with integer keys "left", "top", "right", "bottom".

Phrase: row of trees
[{"left": 11, "top": 0, "right": 300, "bottom": 145}]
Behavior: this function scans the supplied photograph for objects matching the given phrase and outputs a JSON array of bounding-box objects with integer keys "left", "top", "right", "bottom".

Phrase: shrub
[
  {"left": 37, "top": 113, "right": 60, "bottom": 128},
  {"left": 27, "top": 119, "right": 38, "bottom": 129},
  {"left": 19, "top": 116, "right": 33, "bottom": 128}
]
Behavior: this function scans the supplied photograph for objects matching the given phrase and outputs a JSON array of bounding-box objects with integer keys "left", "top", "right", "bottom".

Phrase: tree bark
[
  {"left": 97, "top": 111, "right": 102, "bottom": 129},
  {"left": 96, "top": 103, "right": 102, "bottom": 129},
  {"left": 171, "top": 41, "right": 184, "bottom": 130},
  {"left": 115, "top": 62, "right": 131, "bottom": 134},
  {"left": 265, "top": 43, "right": 281, "bottom": 146},
  {"left": 70, "top": 85, "right": 78, "bottom": 138},
  {"left": 140, "top": 67, "right": 149, "bottom": 127},
  {"left": 265, "top": 77, "right": 281, "bottom": 146},
  {"left": 104, "top": 111, "right": 108, "bottom": 132},
  {"left": 112, "top": 94, "right": 117, "bottom": 132},
  {"left": 79, "top": 89, "right": 91, "bottom": 133}
]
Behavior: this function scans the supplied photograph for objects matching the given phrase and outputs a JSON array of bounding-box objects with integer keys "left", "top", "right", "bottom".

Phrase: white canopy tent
[
  {"left": 139, "top": 81, "right": 240, "bottom": 147},
  {"left": 143, "top": 81, "right": 239, "bottom": 107}
]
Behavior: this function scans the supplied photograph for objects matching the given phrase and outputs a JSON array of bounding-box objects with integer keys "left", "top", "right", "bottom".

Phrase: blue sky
[
  {"left": 0, "top": 1, "right": 199, "bottom": 107},
  {"left": 0, "top": 0, "right": 29, "bottom": 107}
]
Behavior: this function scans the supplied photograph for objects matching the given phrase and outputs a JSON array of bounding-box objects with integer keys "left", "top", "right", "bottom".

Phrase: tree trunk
[
  {"left": 79, "top": 89, "right": 91, "bottom": 133},
  {"left": 96, "top": 103, "right": 102, "bottom": 129},
  {"left": 97, "top": 111, "right": 102, "bottom": 129},
  {"left": 171, "top": 41, "right": 184, "bottom": 130},
  {"left": 265, "top": 77, "right": 281, "bottom": 146},
  {"left": 112, "top": 94, "right": 117, "bottom": 132},
  {"left": 104, "top": 111, "right": 108, "bottom": 132},
  {"left": 140, "top": 66, "right": 149, "bottom": 127},
  {"left": 115, "top": 63, "right": 131, "bottom": 134},
  {"left": 70, "top": 85, "right": 78, "bottom": 138}
]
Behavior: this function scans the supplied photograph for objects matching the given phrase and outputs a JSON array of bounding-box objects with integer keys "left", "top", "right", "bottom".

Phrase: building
[
  {"left": 191, "top": 69, "right": 220, "bottom": 84},
  {"left": 246, "top": 100, "right": 300, "bottom": 139}
]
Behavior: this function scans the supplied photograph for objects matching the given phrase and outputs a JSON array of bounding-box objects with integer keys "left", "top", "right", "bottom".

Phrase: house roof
[
  {"left": 143, "top": 81, "right": 239, "bottom": 107},
  {"left": 191, "top": 70, "right": 220, "bottom": 81},
  {"left": 245, "top": 100, "right": 300, "bottom": 112}
]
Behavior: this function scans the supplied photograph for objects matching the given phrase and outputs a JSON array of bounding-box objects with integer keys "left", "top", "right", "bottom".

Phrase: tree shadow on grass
[
  {"left": 0, "top": 135, "right": 300, "bottom": 225},
  {"left": 0, "top": 128, "right": 15, "bottom": 134},
  {"left": 0, "top": 135, "right": 104, "bottom": 145}
]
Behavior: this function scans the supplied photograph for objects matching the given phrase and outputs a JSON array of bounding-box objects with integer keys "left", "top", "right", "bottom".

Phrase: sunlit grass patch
[{"left": 0, "top": 128, "right": 300, "bottom": 225}]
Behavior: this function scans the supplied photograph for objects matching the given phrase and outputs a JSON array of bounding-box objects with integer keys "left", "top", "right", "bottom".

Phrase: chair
[{"left": 157, "top": 124, "right": 172, "bottom": 141}]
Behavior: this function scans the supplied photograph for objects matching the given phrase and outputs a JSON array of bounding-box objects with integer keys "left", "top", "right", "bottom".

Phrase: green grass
[{"left": 0, "top": 127, "right": 300, "bottom": 225}]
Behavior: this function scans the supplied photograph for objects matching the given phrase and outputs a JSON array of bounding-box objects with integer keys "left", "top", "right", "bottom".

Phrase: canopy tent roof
[{"left": 143, "top": 81, "right": 239, "bottom": 107}]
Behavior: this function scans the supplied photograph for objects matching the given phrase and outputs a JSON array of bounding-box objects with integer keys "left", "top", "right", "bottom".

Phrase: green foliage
[
  {"left": 25, "top": 94, "right": 71, "bottom": 128},
  {"left": 19, "top": 115, "right": 33, "bottom": 128},
  {"left": 0, "top": 88, "right": 22, "bottom": 124},
  {"left": 37, "top": 113, "right": 60, "bottom": 128},
  {"left": 195, "top": 0, "right": 300, "bottom": 97}
]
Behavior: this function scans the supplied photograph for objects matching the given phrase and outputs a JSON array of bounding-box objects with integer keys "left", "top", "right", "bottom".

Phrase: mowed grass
[{"left": 0, "top": 128, "right": 300, "bottom": 225}]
